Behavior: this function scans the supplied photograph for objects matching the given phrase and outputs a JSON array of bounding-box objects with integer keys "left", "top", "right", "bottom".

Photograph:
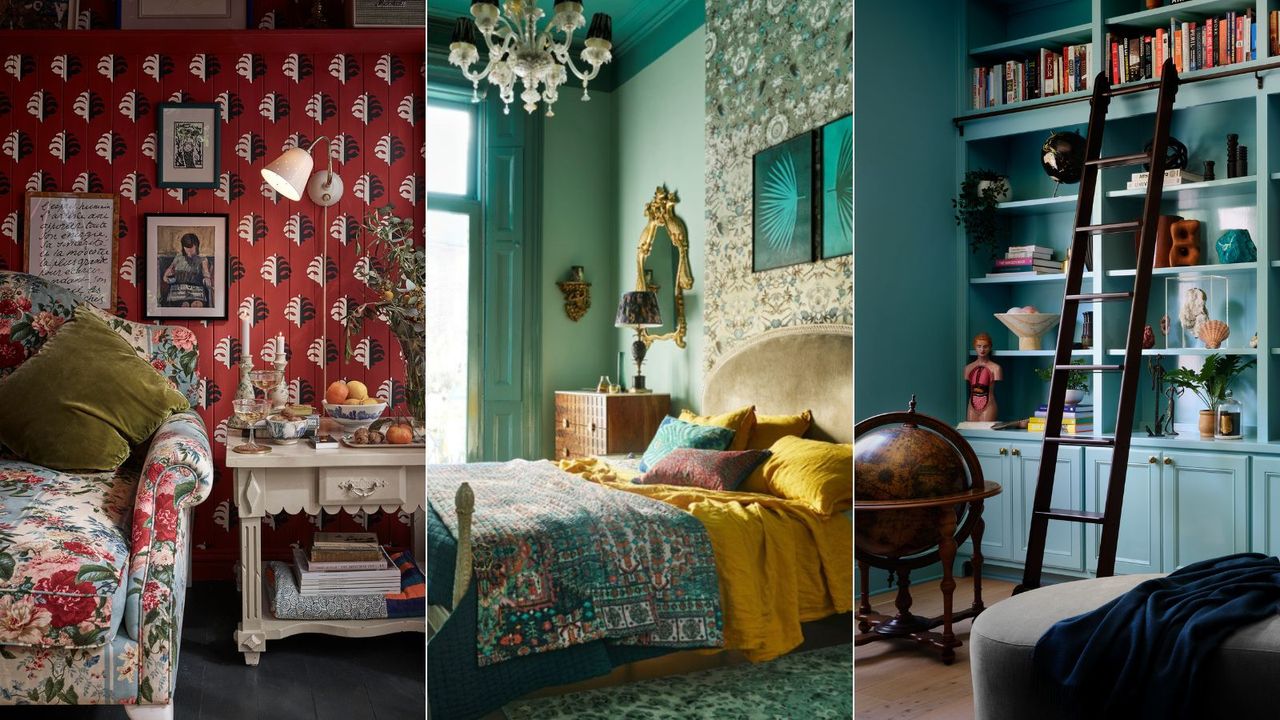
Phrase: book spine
[
  {"left": 1080, "top": 44, "right": 1088, "bottom": 89},
  {"left": 1155, "top": 28, "right": 1164, "bottom": 75},
  {"left": 1271, "top": 11, "right": 1277, "bottom": 57}
]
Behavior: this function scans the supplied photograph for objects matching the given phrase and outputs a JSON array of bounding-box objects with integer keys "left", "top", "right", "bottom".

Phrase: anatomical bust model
[{"left": 964, "top": 332, "right": 1003, "bottom": 422}]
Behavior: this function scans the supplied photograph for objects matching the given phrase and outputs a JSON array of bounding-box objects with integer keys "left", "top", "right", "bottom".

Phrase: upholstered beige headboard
[{"left": 703, "top": 324, "right": 852, "bottom": 444}]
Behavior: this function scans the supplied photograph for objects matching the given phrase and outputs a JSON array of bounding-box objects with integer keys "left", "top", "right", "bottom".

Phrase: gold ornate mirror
[{"left": 635, "top": 186, "right": 693, "bottom": 348}]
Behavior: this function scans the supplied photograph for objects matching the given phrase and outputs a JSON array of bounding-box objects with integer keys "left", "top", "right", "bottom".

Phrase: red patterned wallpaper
[{"left": 0, "top": 30, "right": 424, "bottom": 579}]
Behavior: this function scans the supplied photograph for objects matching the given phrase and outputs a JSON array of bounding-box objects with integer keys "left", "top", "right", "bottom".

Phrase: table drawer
[{"left": 319, "top": 466, "right": 407, "bottom": 505}]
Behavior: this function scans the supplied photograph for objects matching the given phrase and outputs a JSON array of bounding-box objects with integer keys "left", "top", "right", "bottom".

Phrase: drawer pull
[
  {"left": 1011, "top": 448, "right": 1021, "bottom": 456},
  {"left": 338, "top": 479, "right": 386, "bottom": 497},
  {"left": 1148, "top": 456, "right": 1158, "bottom": 464},
  {"left": 1163, "top": 457, "right": 1173, "bottom": 466},
  {"left": 998, "top": 447, "right": 1008, "bottom": 455},
  {"left": 590, "top": 422, "right": 598, "bottom": 432},
  {"left": 563, "top": 418, "right": 570, "bottom": 429}
]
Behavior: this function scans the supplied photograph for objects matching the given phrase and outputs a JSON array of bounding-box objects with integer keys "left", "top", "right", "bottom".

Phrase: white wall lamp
[{"left": 260, "top": 135, "right": 344, "bottom": 206}]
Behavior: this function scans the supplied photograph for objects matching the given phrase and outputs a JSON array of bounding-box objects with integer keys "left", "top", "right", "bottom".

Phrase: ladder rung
[
  {"left": 1076, "top": 221, "right": 1140, "bottom": 235},
  {"left": 1044, "top": 436, "right": 1116, "bottom": 447},
  {"left": 1057, "top": 364, "right": 1121, "bottom": 372},
  {"left": 1065, "top": 292, "right": 1133, "bottom": 302},
  {"left": 1037, "top": 508, "right": 1107, "bottom": 524},
  {"left": 1086, "top": 152, "right": 1150, "bottom": 168}
]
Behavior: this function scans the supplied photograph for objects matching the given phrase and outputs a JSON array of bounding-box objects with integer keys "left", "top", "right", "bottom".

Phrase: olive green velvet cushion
[{"left": 0, "top": 306, "right": 189, "bottom": 470}]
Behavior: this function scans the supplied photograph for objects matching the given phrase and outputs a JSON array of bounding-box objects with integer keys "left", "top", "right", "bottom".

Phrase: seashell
[{"left": 1198, "top": 319, "right": 1230, "bottom": 349}]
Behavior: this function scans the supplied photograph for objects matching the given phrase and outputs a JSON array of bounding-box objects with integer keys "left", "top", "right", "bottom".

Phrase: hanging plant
[{"left": 953, "top": 169, "right": 1009, "bottom": 258}]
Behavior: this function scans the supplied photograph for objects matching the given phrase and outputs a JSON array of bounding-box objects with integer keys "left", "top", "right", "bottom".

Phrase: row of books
[
  {"left": 292, "top": 531, "right": 400, "bottom": 597},
  {"left": 1030, "top": 404, "right": 1094, "bottom": 435},
  {"left": 986, "top": 244, "right": 1062, "bottom": 278},
  {"left": 971, "top": 44, "right": 1091, "bottom": 109},
  {"left": 1027, "top": 418, "right": 1094, "bottom": 434},
  {"left": 1107, "top": 11, "right": 1258, "bottom": 85},
  {"left": 1125, "top": 168, "right": 1204, "bottom": 191}
]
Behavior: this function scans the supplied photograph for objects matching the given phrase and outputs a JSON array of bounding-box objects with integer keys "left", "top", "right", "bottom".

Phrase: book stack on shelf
[
  {"left": 971, "top": 43, "right": 1091, "bottom": 109},
  {"left": 1126, "top": 167, "right": 1205, "bottom": 190},
  {"left": 292, "top": 532, "right": 401, "bottom": 597},
  {"left": 987, "top": 245, "right": 1061, "bottom": 278},
  {"left": 1107, "top": 10, "right": 1256, "bottom": 84},
  {"left": 1029, "top": 404, "right": 1093, "bottom": 435}
]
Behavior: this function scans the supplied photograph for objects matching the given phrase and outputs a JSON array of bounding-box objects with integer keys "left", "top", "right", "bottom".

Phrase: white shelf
[
  {"left": 1105, "top": 175, "right": 1256, "bottom": 200},
  {"left": 969, "top": 23, "right": 1093, "bottom": 58},
  {"left": 1106, "top": 262, "right": 1257, "bottom": 278},
  {"left": 1107, "top": 348, "right": 1258, "bottom": 356},
  {"left": 996, "top": 194, "right": 1078, "bottom": 214},
  {"left": 971, "top": 272, "right": 1093, "bottom": 285},
  {"left": 971, "top": 349, "right": 1093, "bottom": 357}
]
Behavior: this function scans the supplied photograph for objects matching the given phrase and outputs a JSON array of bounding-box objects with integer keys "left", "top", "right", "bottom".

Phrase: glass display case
[{"left": 1162, "top": 273, "right": 1235, "bottom": 350}]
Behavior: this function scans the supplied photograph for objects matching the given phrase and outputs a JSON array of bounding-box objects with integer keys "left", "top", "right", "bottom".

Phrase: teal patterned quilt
[{"left": 428, "top": 460, "right": 724, "bottom": 666}]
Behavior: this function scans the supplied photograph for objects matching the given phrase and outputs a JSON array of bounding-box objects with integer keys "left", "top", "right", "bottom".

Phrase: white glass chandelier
[{"left": 448, "top": 0, "right": 614, "bottom": 117}]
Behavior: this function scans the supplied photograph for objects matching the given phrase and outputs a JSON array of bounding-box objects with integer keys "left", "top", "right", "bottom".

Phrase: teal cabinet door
[
  {"left": 1251, "top": 457, "right": 1280, "bottom": 556},
  {"left": 1161, "top": 451, "right": 1249, "bottom": 571},
  {"left": 1012, "top": 443, "right": 1084, "bottom": 571},
  {"left": 1084, "top": 449, "right": 1162, "bottom": 575},
  {"left": 962, "top": 439, "right": 1014, "bottom": 562}
]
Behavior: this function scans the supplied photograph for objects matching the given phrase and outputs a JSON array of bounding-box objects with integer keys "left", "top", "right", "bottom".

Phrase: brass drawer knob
[
  {"left": 1163, "top": 457, "right": 1173, "bottom": 466},
  {"left": 1011, "top": 448, "right": 1021, "bottom": 456},
  {"left": 1148, "top": 456, "right": 1158, "bottom": 464},
  {"left": 998, "top": 447, "right": 1008, "bottom": 455}
]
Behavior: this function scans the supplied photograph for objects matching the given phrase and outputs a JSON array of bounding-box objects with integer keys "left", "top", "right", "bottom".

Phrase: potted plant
[
  {"left": 1034, "top": 359, "right": 1090, "bottom": 405},
  {"left": 953, "top": 169, "right": 1010, "bottom": 258},
  {"left": 1164, "top": 354, "right": 1256, "bottom": 438}
]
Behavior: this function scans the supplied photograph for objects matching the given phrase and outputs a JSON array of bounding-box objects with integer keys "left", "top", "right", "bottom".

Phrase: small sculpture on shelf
[
  {"left": 1237, "top": 146, "right": 1249, "bottom": 177},
  {"left": 1227, "top": 134, "right": 1239, "bottom": 178},
  {"left": 1169, "top": 219, "right": 1202, "bottom": 266},
  {"left": 1215, "top": 229, "right": 1256, "bottom": 264},
  {"left": 1179, "top": 287, "right": 1210, "bottom": 343},
  {"left": 1203, "top": 160, "right": 1215, "bottom": 181},
  {"left": 1145, "top": 356, "right": 1176, "bottom": 437},
  {"left": 1144, "top": 135, "right": 1188, "bottom": 172},
  {"left": 964, "top": 332, "right": 1002, "bottom": 423},
  {"left": 1199, "top": 320, "right": 1230, "bottom": 350},
  {"left": 1252, "top": 332, "right": 1259, "bottom": 349},
  {"left": 1041, "top": 130, "right": 1086, "bottom": 191},
  {"left": 1151, "top": 215, "right": 1182, "bottom": 269},
  {"left": 1142, "top": 325, "right": 1156, "bottom": 349}
]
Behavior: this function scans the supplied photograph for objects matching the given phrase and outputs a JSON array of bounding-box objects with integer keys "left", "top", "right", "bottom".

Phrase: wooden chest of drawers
[{"left": 554, "top": 391, "right": 670, "bottom": 460}]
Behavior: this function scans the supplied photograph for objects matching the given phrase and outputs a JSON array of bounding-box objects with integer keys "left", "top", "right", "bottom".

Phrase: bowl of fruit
[
  {"left": 323, "top": 379, "right": 386, "bottom": 430},
  {"left": 265, "top": 407, "right": 311, "bottom": 445}
]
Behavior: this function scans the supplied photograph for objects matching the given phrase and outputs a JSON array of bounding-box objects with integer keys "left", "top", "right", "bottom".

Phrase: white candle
[
  {"left": 240, "top": 315, "right": 250, "bottom": 356},
  {"left": 277, "top": 334, "right": 285, "bottom": 361}
]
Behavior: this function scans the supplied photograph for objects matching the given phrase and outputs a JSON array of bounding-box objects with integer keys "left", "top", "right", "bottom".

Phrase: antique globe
[
  {"left": 1041, "top": 130, "right": 1086, "bottom": 184},
  {"left": 855, "top": 402, "right": 974, "bottom": 559}
]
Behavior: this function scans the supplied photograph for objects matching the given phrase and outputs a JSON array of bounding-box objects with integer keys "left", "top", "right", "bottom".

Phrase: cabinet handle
[
  {"left": 1011, "top": 448, "right": 1021, "bottom": 456},
  {"left": 337, "top": 479, "right": 386, "bottom": 498},
  {"left": 563, "top": 418, "right": 570, "bottom": 429},
  {"left": 1148, "top": 455, "right": 1158, "bottom": 464},
  {"left": 590, "top": 422, "right": 597, "bottom": 432},
  {"left": 998, "top": 447, "right": 1008, "bottom": 455},
  {"left": 1163, "top": 457, "right": 1174, "bottom": 466}
]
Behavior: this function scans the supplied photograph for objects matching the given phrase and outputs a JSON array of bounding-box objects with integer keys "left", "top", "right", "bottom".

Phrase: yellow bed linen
[{"left": 559, "top": 456, "right": 852, "bottom": 662}]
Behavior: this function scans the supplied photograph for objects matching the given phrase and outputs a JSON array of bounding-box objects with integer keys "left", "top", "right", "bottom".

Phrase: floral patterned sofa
[{"left": 0, "top": 272, "right": 212, "bottom": 720}]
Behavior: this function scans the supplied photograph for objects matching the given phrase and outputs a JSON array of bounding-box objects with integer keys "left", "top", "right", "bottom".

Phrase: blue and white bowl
[
  {"left": 264, "top": 414, "right": 309, "bottom": 444},
  {"left": 323, "top": 401, "right": 387, "bottom": 430}
]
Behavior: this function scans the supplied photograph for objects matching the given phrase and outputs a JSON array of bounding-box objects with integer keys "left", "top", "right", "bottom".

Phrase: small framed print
[
  {"left": 156, "top": 103, "right": 221, "bottom": 189},
  {"left": 118, "top": 0, "right": 246, "bottom": 29},
  {"left": 752, "top": 129, "right": 816, "bottom": 272},
  {"left": 0, "top": 0, "right": 79, "bottom": 29},
  {"left": 24, "top": 192, "right": 119, "bottom": 309},
  {"left": 143, "top": 214, "right": 229, "bottom": 320},
  {"left": 819, "top": 113, "right": 852, "bottom": 259}
]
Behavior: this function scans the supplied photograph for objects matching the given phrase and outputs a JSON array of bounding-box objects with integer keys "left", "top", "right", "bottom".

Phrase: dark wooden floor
[{"left": 16, "top": 582, "right": 425, "bottom": 720}]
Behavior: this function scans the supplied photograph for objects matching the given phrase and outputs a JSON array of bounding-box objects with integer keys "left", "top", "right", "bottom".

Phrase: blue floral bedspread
[{"left": 428, "top": 459, "right": 724, "bottom": 666}]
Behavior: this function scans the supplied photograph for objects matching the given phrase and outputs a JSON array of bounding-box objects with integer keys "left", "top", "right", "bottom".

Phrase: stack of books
[
  {"left": 1126, "top": 168, "right": 1205, "bottom": 190},
  {"left": 1028, "top": 404, "right": 1094, "bottom": 435},
  {"left": 292, "top": 532, "right": 400, "bottom": 596},
  {"left": 987, "top": 245, "right": 1060, "bottom": 278},
  {"left": 1107, "top": 10, "right": 1257, "bottom": 85},
  {"left": 970, "top": 43, "right": 1091, "bottom": 110}
]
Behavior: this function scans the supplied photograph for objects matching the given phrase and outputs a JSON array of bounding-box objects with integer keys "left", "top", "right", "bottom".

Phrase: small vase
[
  {"left": 1198, "top": 409, "right": 1216, "bottom": 438},
  {"left": 394, "top": 330, "right": 425, "bottom": 425},
  {"left": 1064, "top": 389, "right": 1086, "bottom": 405}
]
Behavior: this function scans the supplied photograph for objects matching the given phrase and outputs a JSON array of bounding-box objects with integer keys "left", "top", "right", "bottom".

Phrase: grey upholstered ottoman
[{"left": 970, "top": 574, "right": 1280, "bottom": 719}]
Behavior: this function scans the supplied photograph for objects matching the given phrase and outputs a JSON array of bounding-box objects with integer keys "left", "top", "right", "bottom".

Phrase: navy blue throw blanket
[{"left": 1034, "top": 553, "right": 1280, "bottom": 719}]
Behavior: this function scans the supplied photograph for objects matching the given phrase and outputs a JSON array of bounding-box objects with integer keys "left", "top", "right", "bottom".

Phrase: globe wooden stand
[{"left": 854, "top": 483, "right": 1002, "bottom": 664}]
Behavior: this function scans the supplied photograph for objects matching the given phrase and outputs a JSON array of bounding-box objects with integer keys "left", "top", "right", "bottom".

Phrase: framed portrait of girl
[{"left": 143, "top": 214, "right": 229, "bottom": 320}]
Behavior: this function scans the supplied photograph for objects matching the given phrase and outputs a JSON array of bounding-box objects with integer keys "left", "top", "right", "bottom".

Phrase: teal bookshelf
[{"left": 952, "top": 0, "right": 1280, "bottom": 584}]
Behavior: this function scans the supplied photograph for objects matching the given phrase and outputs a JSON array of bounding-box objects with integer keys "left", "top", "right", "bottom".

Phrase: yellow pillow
[
  {"left": 746, "top": 409, "right": 813, "bottom": 450},
  {"left": 679, "top": 405, "right": 756, "bottom": 452},
  {"left": 755, "top": 436, "right": 852, "bottom": 514}
]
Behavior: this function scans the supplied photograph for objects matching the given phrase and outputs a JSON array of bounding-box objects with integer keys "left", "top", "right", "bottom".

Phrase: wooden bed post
[{"left": 452, "top": 482, "right": 474, "bottom": 609}]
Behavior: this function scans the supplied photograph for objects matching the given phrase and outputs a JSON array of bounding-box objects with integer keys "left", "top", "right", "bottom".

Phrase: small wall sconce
[
  {"left": 556, "top": 265, "right": 591, "bottom": 322},
  {"left": 260, "top": 135, "right": 344, "bottom": 206}
]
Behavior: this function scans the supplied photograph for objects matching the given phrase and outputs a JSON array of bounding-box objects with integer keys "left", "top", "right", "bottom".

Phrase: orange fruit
[
  {"left": 386, "top": 424, "right": 413, "bottom": 445},
  {"left": 325, "top": 380, "right": 349, "bottom": 405}
]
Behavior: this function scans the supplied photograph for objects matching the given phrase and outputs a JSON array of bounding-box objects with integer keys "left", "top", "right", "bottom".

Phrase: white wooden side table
[{"left": 225, "top": 426, "right": 425, "bottom": 665}]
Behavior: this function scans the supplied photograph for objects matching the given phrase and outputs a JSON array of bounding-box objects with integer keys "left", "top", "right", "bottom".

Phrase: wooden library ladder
[{"left": 1017, "top": 59, "right": 1180, "bottom": 593}]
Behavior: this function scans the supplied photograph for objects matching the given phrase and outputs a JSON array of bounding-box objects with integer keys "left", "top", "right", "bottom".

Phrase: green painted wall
[
  {"left": 539, "top": 88, "right": 620, "bottom": 457},
  {"left": 854, "top": 1, "right": 960, "bottom": 422},
  {"left": 614, "top": 29, "right": 708, "bottom": 414}
]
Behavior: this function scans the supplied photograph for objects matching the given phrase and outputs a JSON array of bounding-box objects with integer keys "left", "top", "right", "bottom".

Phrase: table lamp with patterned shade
[{"left": 615, "top": 290, "right": 662, "bottom": 393}]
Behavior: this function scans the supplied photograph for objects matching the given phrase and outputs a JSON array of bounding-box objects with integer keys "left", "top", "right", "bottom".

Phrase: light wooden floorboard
[{"left": 855, "top": 577, "right": 1017, "bottom": 720}]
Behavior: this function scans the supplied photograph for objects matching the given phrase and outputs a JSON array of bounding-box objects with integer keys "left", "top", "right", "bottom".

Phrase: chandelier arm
[{"left": 561, "top": 52, "right": 601, "bottom": 83}]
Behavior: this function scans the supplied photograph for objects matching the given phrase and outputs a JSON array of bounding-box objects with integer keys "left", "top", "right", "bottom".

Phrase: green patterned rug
[{"left": 503, "top": 643, "right": 852, "bottom": 719}]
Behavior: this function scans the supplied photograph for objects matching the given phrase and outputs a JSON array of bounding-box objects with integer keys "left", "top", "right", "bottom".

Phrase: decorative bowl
[
  {"left": 323, "top": 401, "right": 387, "bottom": 429},
  {"left": 994, "top": 312, "right": 1061, "bottom": 351},
  {"left": 264, "top": 414, "right": 309, "bottom": 444}
]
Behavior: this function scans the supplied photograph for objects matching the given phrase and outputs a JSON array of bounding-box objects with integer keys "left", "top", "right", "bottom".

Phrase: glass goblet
[
  {"left": 232, "top": 398, "right": 271, "bottom": 454},
  {"left": 249, "top": 368, "right": 282, "bottom": 396}
]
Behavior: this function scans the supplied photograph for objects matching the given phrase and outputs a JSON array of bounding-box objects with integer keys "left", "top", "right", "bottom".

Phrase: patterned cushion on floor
[{"left": 0, "top": 464, "right": 136, "bottom": 649}]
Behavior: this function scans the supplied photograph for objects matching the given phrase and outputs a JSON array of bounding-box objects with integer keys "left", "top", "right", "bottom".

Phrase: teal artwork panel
[
  {"left": 821, "top": 114, "right": 852, "bottom": 259},
  {"left": 753, "top": 131, "right": 814, "bottom": 271}
]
